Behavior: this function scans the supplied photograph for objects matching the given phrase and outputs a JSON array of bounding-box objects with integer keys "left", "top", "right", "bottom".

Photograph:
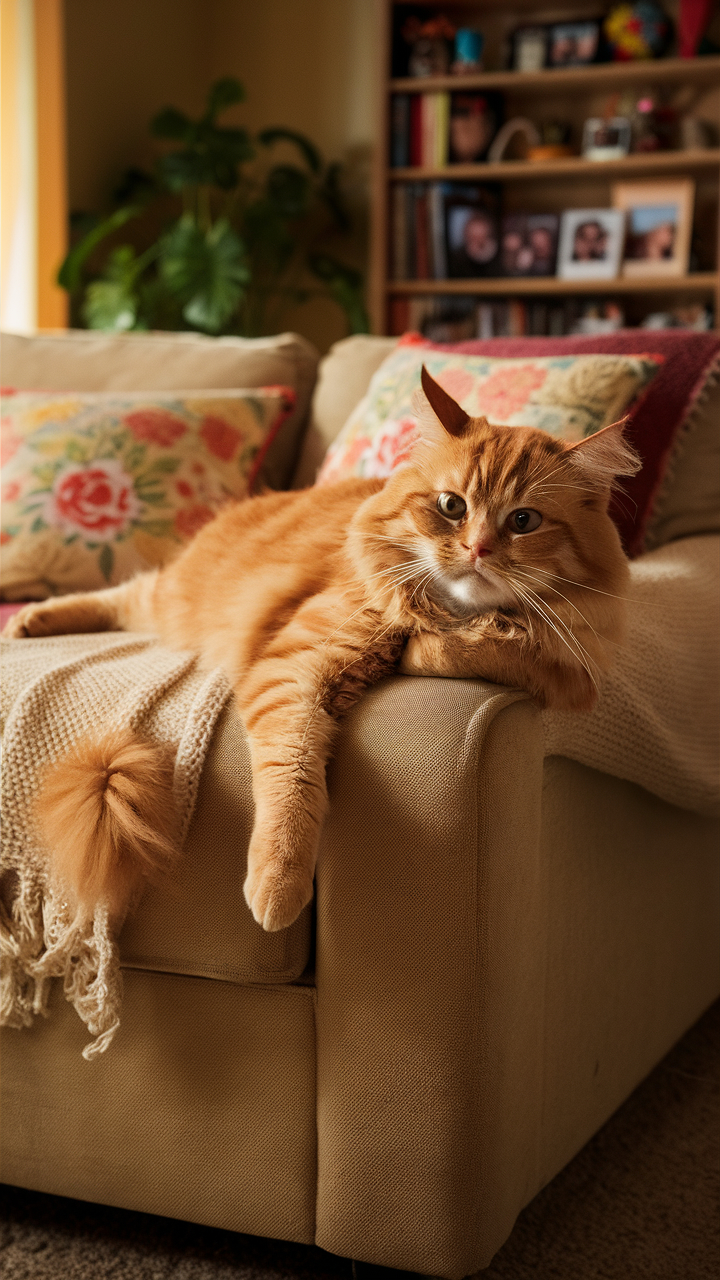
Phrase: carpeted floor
[{"left": 2, "top": 1000, "right": 718, "bottom": 1280}]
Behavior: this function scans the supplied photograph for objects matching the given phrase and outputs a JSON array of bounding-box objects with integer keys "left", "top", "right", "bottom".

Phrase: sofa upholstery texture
[{"left": 1, "top": 328, "right": 719, "bottom": 1279}]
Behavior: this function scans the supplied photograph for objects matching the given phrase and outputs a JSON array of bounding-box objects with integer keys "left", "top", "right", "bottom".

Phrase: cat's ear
[
  {"left": 565, "top": 418, "right": 641, "bottom": 487},
  {"left": 411, "top": 365, "right": 470, "bottom": 441}
]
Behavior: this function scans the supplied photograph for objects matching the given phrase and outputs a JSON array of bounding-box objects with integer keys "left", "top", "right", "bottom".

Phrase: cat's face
[{"left": 353, "top": 366, "right": 639, "bottom": 622}]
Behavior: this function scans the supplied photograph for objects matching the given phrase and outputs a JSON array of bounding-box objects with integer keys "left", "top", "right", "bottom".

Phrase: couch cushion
[
  {"left": 1, "top": 386, "right": 294, "bottom": 600},
  {"left": 292, "top": 334, "right": 397, "bottom": 487},
  {"left": 119, "top": 700, "right": 312, "bottom": 984},
  {"left": 1, "top": 329, "right": 319, "bottom": 492}
]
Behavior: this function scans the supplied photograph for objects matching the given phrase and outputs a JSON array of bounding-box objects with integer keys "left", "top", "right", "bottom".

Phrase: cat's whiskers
[
  {"left": 500, "top": 573, "right": 600, "bottom": 689},
  {"left": 517, "top": 564, "right": 642, "bottom": 605},
  {"left": 511, "top": 565, "right": 605, "bottom": 643}
]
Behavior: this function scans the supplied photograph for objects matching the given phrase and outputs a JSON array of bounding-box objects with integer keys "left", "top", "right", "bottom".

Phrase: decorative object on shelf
[
  {"left": 511, "top": 26, "right": 547, "bottom": 72},
  {"left": 500, "top": 214, "right": 559, "bottom": 276},
  {"left": 642, "top": 303, "right": 713, "bottom": 329},
  {"left": 527, "top": 120, "right": 573, "bottom": 162},
  {"left": 402, "top": 13, "right": 456, "bottom": 78},
  {"left": 678, "top": 0, "right": 716, "bottom": 57},
  {"left": 571, "top": 300, "right": 625, "bottom": 334},
  {"left": 631, "top": 95, "right": 676, "bottom": 151},
  {"left": 452, "top": 28, "right": 484, "bottom": 74},
  {"left": 557, "top": 209, "right": 626, "bottom": 280},
  {"left": 603, "top": 2, "right": 672, "bottom": 62},
  {"left": 449, "top": 93, "right": 502, "bottom": 163},
  {"left": 487, "top": 118, "right": 541, "bottom": 164},
  {"left": 444, "top": 184, "right": 501, "bottom": 278},
  {"left": 548, "top": 20, "right": 601, "bottom": 66},
  {"left": 612, "top": 179, "right": 694, "bottom": 276},
  {"left": 582, "top": 117, "right": 632, "bottom": 161}
]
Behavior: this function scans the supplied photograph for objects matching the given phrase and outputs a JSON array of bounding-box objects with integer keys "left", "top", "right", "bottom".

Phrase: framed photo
[
  {"left": 557, "top": 209, "right": 626, "bottom": 281},
  {"left": 548, "top": 20, "right": 600, "bottom": 66},
  {"left": 444, "top": 185, "right": 501, "bottom": 278},
  {"left": 449, "top": 92, "right": 502, "bottom": 164},
  {"left": 501, "top": 214, "right": 559, "bottom": 277},
  {"left": 582, "top": 117, "right": 631, "bottom": 162},
  {"left": 611, "top": 180, "right": 695, "bottom": 277},
  {"left": 512, "top": 26, "right": 547, "bottom": 72}
]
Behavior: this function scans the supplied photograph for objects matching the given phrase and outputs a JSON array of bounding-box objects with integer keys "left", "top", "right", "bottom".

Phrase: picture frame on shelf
[
  {"left": 444, "top": 185, "right": 501, "bottom": 278},
  {"left": 611, "top": 179, "right": 695, "bottom": 277},
  {"left": 582, "top": 117, "right": 632, "bottom": 162},
  {"left": 548, "top": 20, "right": 601, "bottom": 66},
  {"left": 557, "top": 208, "right": 626, "bottom": 281},
  {"left": 500, "top": 214, "right": 559, "bottom": 277}
]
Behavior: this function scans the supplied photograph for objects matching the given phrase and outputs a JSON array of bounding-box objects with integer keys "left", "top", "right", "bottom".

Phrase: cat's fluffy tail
[{"left": 36, "top": 727, "right": 179, "bottom": 919}]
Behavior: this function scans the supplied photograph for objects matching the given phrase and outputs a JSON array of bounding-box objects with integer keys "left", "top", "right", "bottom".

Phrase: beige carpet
[{"left": 1, "top": 1000, "right": 718, "bottom": 1280}]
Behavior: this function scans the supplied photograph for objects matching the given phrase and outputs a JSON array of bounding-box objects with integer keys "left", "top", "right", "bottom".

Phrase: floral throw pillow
[
  {"left": 1, "top": 386, "right": 293, "bottom": 600},
  {"left": 316, "top": 340, "right": 663, "bottom": 486}
]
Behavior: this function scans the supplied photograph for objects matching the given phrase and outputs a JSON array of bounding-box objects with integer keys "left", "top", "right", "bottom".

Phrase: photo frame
[
  {"left": 548, "top": 20, "right": 600, "bottom": 66},
  {"left": 611, "top": 179, "right": 694, "bottom": 277},
  {"left": 501, "top": 213, "right": 559, "bottom": 277},
  {"left": 512, "top": 26, "right": 547, "bottom": 72},
  {"left": 557, "top": 208, "right": 626, "bottom": 281},
  {"left": 582, "top": 117, "right": 632, "bottom": 162},
  {"left": 444, "top": 185, "right": 501, "bottom": 278}
]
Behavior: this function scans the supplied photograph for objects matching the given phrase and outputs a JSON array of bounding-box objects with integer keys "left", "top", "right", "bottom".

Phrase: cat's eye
[
  {"left": 437, "top": 492, "right": 467, "bottom": 521},
  {"left": 508, "top": 509, "right": 542, "bottom": 534}
]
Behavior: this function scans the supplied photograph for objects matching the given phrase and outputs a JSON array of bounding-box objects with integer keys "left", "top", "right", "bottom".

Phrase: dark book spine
[
  {"left": 415, "top": 185, "right": 430, "bottom": 280},
  {"left": 390, "top": 94, "right": 410, "bottom": 168},
  {"left": 409, "top": 96, "right": 423, "bottom": 168}
]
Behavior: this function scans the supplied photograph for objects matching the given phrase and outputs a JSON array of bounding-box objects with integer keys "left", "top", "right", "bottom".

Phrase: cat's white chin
[{"left": 432, "top": 565, "right": 516, "bottom": 618}]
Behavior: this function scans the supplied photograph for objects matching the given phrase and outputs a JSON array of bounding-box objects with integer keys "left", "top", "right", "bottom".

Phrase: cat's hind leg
[{"left": 2, "top": 571, "right": 159, "bottom": 639}]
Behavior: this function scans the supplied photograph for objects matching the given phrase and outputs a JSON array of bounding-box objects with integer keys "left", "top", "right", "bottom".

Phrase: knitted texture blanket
[
  {"left": 0, "top": 633, "right": 230, "bottom": 1059},
  {"left": 543, "top": 534, "right": 720, "bottom": 818}
]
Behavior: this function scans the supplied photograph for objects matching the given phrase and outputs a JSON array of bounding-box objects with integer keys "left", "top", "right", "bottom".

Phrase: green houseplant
[{"left": 59, "top": 77, "right": 368, "bottom": 338}]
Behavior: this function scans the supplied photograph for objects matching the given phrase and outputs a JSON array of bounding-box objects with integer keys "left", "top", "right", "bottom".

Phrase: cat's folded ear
[
  {"left": 411, "top": 365, "right": 470, "bottom": 443},
  {"left": 564, "top": 417, "right": 642, "bottom": 488}
]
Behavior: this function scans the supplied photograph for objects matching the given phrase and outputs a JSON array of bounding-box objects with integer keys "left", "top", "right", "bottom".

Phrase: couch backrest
[{"left": 1, "top": 329, "right": 320, "bottom": 492}]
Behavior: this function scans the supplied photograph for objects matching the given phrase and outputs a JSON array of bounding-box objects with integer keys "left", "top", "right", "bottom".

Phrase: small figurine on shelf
[
  {"left": 403, "top": 14, "right": 456, "bottom": 78},
  {"left": 527, "top": 120, "right": 574, "bottom": 162},
  {"left": 451, "top": 28, "right": 484, "bottom": 74},
  {"left": 603, "top": 2, "right": 672, "bottom": 61}
]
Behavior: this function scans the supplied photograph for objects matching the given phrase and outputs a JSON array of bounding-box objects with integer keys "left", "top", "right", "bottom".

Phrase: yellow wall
[{"left": 64, "top": 0, "right": 378, "bottom": 350}]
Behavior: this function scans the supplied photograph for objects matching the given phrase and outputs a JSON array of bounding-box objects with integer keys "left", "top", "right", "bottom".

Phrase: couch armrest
[{"left": 315, "top": 675, "right": 544, "bottom": 1279}]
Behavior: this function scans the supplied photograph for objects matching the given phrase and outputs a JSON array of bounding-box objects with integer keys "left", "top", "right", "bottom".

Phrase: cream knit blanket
[
  {"left": 544, "top": 534, "right": 720, "bottom": 818},
  {"left": 1, "top": 633, "right": 230, "bottom": 1059}
]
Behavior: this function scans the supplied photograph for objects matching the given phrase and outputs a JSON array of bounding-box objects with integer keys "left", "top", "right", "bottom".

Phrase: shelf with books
[
  {"left": 390, "top": 148, "right": 720, "bottom": 183},
  {"left": 388, "top": 55, "right": 720, "bottom": 96},
  {"left": 370, "top": 2, "right": 720, "bottom": 336},
  {"left": 387, "top": 272, "right": 719, "bottom": 295}
]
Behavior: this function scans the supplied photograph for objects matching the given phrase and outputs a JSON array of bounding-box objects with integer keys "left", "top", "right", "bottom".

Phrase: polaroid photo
[
  {"left": 582, "top": 118, "right": 632, "bottom": 162},
  {"left": 612, "top": 179, "right": 694, "bottom": 277},
  {"left": 557, "top": 208, "right": 625, "bottom": 280},
  {"left": 549, "top": 21, "right": 600, "bottom": 66}
]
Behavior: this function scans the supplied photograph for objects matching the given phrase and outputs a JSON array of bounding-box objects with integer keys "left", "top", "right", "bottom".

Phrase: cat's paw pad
[
  {"left": 243, "top": 860, "right": 313, "bottom": 932},
  {"left": 1, "top": 603, "right": 55, "bottom": 638}
]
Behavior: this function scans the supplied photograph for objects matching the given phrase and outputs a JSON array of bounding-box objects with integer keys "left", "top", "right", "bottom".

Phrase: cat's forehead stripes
[{"left": 464, "top": 423, "right": 565, "bottom": 509}]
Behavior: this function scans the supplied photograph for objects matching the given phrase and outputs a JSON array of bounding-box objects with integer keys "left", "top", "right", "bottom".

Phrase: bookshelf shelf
[
  {"left": 390, "top": 149, "right": 720, "bottom": 184},
  {"left": 389, "top": 56, "right": 720, "bottom": 97},
  {"left": 387, "top": 273, "right": 720, "bottom": 297},
  {"left": 370, "top": 3, "right": 720, "bottom": 336}
]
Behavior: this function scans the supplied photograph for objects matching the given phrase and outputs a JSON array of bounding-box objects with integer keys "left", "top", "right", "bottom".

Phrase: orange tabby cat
[{"left": 4, "top": 368, "right": 639, "bottom": 932}]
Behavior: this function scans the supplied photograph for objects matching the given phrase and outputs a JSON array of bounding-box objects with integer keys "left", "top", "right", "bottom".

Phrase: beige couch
[{"left": 1, "top": 330, "right": 719, "bottom": 1279}]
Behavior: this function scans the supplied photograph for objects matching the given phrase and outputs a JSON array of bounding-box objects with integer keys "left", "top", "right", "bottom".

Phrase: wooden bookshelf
[{"left": 369, "top": 0, "right": 720, "bottom": 335}]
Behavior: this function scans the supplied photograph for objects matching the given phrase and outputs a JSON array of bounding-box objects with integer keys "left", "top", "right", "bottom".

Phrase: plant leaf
[
  {"left": 159, "top": 216, "right": 249, "bottom": 333},
  {"left": 57, "top": 206, "right": 140, "bottom": 292},
  {"left": 204, "top": 77, "right": 245, "bottom": 121},
  {"left": 258, "top": 127, "right": 321, "bottom": 173},
  {"left": 151, "top": 106, "right": 192, "bottom": 140},
  {"left": 83, "top": 279, "right": 137, "bottom": 331},
  {"left": 265, "top": 165, "right": 311, "bottom": 219}
]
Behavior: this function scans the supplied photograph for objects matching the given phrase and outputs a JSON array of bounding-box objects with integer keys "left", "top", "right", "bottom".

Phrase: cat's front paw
[
  {"left": 2, "top": 602, "right": 50, "bottom": 638},
  {"left": 243, "top": 858, "right": 314, "bottom": 932}
]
